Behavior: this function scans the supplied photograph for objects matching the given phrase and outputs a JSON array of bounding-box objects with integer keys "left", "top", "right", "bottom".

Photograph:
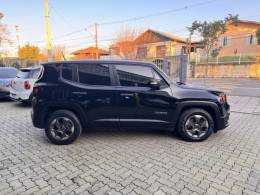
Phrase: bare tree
[
  {"left": 40, "top": 45, "right": 66, "bottom": 61},
  {"left": 52, "top": 45, "right": 66, "bottom": 61},
  {"left": 0, "top": 13, "right": 12, "bottom": 57},
  {"left": 111, "top": 27, "right": 139, "bottom": 59}
]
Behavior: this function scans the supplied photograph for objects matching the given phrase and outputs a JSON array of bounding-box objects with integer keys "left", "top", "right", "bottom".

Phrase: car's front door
[{"left": 113, "top": 64, "right": 176, "bottom": 129}]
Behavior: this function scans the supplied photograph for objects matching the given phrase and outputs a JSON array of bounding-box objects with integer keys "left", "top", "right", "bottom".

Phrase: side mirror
[{"left": 148, "top": 80, "right": 160, "bottom": 90}]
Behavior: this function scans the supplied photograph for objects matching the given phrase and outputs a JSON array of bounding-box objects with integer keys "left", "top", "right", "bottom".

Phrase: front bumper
[{"left": 217, "top": 106, "right": 230, "bottom": 130}]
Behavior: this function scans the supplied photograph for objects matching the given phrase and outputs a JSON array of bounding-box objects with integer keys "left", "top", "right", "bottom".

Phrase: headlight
[
  {"left": 210, "top": 91, "right": 227, "bottom": 104},
  {"left": 219, "top": 93, "right": 227, "bottom": 104}
]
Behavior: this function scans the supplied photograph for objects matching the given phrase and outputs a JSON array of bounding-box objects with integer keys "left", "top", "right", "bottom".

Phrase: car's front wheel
[
  {"left": 177, "top": 108, "right": 214, "bottom": 142},
  {"left": 45, "top": 110, "right": 82, "bottom": 145}
]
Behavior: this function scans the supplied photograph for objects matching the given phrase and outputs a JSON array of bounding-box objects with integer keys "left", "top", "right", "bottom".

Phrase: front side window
[
  {"left": 78, "top": 64, "right": 111, "bottom": 86},
  {"left": 62, "top": 64, "right": 73, "bottom": 81},
  {"left": 115, "top": 65, "right": 163, "bottom": 87}
]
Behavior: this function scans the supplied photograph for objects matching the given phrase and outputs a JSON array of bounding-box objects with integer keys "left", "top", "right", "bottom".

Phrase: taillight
[
  {"left": 24, "top": 80, "right": 31, "bottom": 90},
  {"left": 33, "top": 87, "right": 40, "bottom": 95}
]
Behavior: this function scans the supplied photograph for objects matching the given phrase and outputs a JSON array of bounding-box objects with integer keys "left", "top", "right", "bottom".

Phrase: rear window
[
  {"left": 0, "top": 68, "right": 17, "bottom": 79},
  {"left": 16, "top": 68, "right": 40, "bottom": 79}
]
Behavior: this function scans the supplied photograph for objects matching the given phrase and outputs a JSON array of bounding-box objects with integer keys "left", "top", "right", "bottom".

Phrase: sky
[{"left": 1, "top": 0, "right": 260, "bottom": 55}]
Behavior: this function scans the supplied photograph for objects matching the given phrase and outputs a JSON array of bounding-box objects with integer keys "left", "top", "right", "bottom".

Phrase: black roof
[{"left": 42, "top": 60, "right": 155, "bottom": 66}]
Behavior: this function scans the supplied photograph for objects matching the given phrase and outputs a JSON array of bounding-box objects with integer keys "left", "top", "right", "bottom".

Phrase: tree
[
  {"left": 0, "top": 13, "right": 12, "bottom": 57},
  {"left": 256, "top": 29, "right": 260, "bottom": 45},
  {"left": 18, "top": 44, "right": 40, "bottom": 61},
  {"left": 111, "top": 27, "right": 138, "bottom": 59},
  {"left": 188, "top": 14, "right": 238, "bottom": 76},
  {"left": 52, "top": 45, "right": 66, "bottom": 61}
]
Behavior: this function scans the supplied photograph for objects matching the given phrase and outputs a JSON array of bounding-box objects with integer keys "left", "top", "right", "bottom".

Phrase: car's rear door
[
  {"left": 62, "top": 62, "right": 119, "bottom": 128},
  {"left": 113, "top": 64, "right": 175, "bottom": 129}
]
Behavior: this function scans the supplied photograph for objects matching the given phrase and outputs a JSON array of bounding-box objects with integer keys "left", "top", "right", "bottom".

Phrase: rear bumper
[
  {"left": 31, "top": 98, "right": 46, "bottom": 129},
  {"left": 9, "top": 88, "right": 31, "bottom": 102}
]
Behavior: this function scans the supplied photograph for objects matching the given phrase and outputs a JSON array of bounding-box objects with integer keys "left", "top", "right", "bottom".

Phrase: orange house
[
  {"left": 217, "top": 20, "right": 260, "bottom": 56},
  {"left": 71, "top": 47, "right": 109, "bottom": 60}
]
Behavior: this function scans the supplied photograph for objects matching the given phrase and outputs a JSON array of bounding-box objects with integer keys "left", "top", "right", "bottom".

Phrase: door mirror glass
[{"left": 148, "top": 80, "right": 160, "bottom": 90}]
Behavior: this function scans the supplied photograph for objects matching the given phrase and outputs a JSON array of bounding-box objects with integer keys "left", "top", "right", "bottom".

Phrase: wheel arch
[
  {"left": 44, "top": 103, "right": 87, "bottom": 129},
  {"left": 174, "top": 101, "right": 221, "bottom": 132}
]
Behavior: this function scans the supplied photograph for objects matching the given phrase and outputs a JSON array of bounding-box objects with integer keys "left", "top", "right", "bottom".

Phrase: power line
[
  {"left": 32, "top": 0, "right": 217, "bottom": 43},
  {"left": 100, "top": 0, "right": 217, "bottom": 26}
]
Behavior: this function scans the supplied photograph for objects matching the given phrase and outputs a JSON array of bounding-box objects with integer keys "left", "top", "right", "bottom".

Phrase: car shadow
[
  {"left": 0, "top": 98, "right": 12, "bottom": 102},
  {"left": 80, "top": 127, "right": 179, "bottom": 140},
  {"left": 12, "top": 102, "right": 32, "bottom": 108}
]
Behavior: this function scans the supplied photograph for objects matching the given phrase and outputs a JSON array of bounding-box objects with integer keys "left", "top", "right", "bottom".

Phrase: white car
[
  {"left": 10, "top": 66, "right": 41, "bottom": 103},
  {"left": 0, "top": 67, "right": 18, "bottom": 99}
]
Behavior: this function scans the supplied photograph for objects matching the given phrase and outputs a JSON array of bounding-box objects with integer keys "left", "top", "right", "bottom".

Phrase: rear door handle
[{"left": 120, "top": 93, "right": 135, "bottom": 97}]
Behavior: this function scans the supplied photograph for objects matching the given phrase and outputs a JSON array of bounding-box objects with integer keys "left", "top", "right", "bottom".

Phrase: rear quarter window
[{"left": 61, "top": 64, "right": 73, "bottom": 81}]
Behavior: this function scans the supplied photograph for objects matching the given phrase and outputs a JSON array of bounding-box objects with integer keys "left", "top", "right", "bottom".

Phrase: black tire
[
  {"left": 45, "top": 110, "right": 82, "bottom": 145},
  {"left": 177, "top": 108, "right": 214, "bottom": 142}
]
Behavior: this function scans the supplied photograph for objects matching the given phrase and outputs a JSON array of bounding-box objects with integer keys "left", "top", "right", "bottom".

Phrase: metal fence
[{"left": 191, "top": 55, "right": 258, "bottom": 65}]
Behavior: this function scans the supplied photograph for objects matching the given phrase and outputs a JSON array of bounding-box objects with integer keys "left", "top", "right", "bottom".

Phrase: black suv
[{"left": 32, "top": 60, "right": 230, "bottom": 145}]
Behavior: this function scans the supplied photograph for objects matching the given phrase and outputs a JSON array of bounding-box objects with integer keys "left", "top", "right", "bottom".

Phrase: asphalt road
[{"left": 188, "top": 78, "right": 260, "bottom": 97}]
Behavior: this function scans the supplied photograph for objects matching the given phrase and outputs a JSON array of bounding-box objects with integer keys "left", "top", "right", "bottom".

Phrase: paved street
[
  {"left": 188, "top": 78, "right": 260, "bottom": 97},
  {"left": 0, "top": 96, "right": 260, "bottom": 195}
]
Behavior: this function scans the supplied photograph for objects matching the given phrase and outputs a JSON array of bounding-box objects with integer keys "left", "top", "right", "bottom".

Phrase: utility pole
[
  {"left": 95, "top": 23, "right": 99, "bottom": 59},
  {"left": 15, "top": 25, "right": 20, "bottom": 50},
  {"left": 15, "top": 25, "right": 22, "bottom": 67},
  {"left": 44, "top": 0, "right": 53, "bottom": 61}
]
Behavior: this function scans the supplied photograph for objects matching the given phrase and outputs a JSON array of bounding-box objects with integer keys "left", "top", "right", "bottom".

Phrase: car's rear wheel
[
  {"left": 177, "top": 108, "right": 214, "bottom": 142},
  {"left": 45, "top": 110, "right": 82, "bottom": 145}
]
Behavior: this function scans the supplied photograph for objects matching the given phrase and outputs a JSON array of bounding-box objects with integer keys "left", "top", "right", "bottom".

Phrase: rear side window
[
  {"left": 16, "top": 70, "right": 30, "bottom": 79},
  {"left": 62, "top": 64, "right": 73, "bottom": 81},
  {"left": 78, "top": 64, "right": 111, "bottom": 86},
  {"left": 29, "top": 69, "right": 41, "bottom": 78},
  {"left": 115, "top": 65, "right": 154, "bottom": 87}
]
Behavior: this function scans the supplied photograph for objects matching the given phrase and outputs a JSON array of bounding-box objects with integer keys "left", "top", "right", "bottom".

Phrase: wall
[
  {"left": 193, "top": 62, "right": 260, "bottom": 79},
  {"left": 217, "top": 22, "right": 260, "bottom": 56}
]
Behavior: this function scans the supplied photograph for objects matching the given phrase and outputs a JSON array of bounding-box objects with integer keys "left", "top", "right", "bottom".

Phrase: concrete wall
[{"left": 193, "top": 62, "right": 260, "bottom": 79}]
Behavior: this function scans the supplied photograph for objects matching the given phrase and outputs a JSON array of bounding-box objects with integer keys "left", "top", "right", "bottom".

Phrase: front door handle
[{"left": 72, "top": 91, "right": 87, "bottom": 95}]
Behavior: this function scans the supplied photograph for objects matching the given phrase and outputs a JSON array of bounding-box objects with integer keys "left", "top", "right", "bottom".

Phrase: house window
[
  {"left": 246, "top": 34, "right": 254, "bottom": 45},
  {"left": 156, "top": 45, "right": 166, "bottom": 57},
  {"left": 222, "top": 36, "right": 229, "bottom": 47},
  {"left": 137, "top": 47, "right": 147, "bottom": 59}
]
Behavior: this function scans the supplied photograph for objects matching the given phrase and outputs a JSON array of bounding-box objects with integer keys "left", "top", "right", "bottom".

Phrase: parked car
[
  {"left": 10, "top": 66, "right": 41, "bottom": 103},
  {"left": 31, "top": 60, "right": 230, "bottom": 145},
  {"left": 0, "top": 67, "right": 18, "bottom": 99}
]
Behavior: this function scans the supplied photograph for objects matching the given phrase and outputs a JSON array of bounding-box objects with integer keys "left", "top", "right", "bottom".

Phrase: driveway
[{"left": 0, "top": 96, "right": 260, "bottom": 195}]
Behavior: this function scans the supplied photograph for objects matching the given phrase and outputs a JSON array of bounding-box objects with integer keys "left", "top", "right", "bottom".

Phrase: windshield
[{"left": 0, "top": 69, "right": 17, "bottom": 79}]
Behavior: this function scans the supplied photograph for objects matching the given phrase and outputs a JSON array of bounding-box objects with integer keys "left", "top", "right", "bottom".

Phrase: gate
[{"left": 144, "top": 54, "right": 188, "bottom": 83}]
